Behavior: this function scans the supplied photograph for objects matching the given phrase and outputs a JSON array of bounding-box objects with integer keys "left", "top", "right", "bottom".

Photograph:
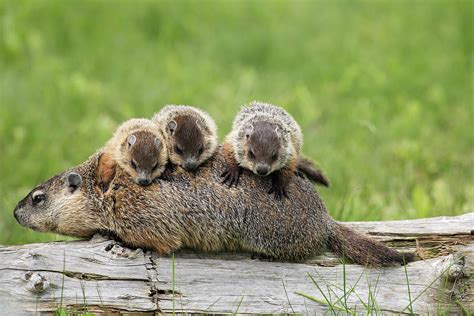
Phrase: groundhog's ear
[
  {"left": 96, "top": 153, "right": 117, "bottom": 193},
  {"left": 195, "top": 119, "right": 203, "bottom": 130},
  {"left": 167, "top": 120, "right": 177, "bottom": 134},
  {"left": 127, "top": 134, "right": 136, "bottom": 147},
  {"left": 65, "top": 172, "right": 82, "bottom": 191},
  {"left": 274, "top": 126, "right": 281, "bottom": 138},
  {"left": 154, "top": 137, "right": 161, "bottom": 148},
  {"left": 245, "top": 124, "right": 253, "bottom": 139}
]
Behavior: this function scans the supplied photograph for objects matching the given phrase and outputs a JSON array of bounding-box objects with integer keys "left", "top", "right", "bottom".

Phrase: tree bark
[{"left": 0, "top": 213, "right": 472, "bottom": 315}]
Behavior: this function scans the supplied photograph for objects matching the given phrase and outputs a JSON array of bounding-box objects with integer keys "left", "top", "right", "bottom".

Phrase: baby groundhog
[
  {"left": 152, "top": 105, "right": 217, "bottom": 172},
  {"left": 222, "top": 101, "right": 329, "bottom": 199},
  {"left": 103, "top": 118, "right": 168, "bottom": 187}
]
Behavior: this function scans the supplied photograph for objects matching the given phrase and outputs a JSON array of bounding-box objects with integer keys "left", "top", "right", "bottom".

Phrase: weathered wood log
[{"left": 0, "top": 213, "right": 472, "bottom": 315}]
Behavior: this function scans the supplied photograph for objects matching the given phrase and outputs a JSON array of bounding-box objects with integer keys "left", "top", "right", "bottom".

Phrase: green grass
[
  {"left": 0, "top": 0, "right": 472, "bottom": 245},
  {"left": 296, "top": 259, "right": 468, "bottom": 315}
]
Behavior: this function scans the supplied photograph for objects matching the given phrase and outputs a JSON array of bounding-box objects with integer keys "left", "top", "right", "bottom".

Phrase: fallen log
[{"left": 0, "top": 213, "right": 472, "bottom": 315}]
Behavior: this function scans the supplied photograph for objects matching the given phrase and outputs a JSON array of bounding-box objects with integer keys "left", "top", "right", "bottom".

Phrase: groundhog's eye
[
  {"left": 175, "top": 145, "right": 183, "bottom": 155},
  {"left": 272, "top": 153, "right": 278, "bottom": 162},
  {"left": 130, "top": 160, "right": 138, "bottom": 170},
  {"left": 248, "top": 150, "right": 255, "bottom": 159},
  {"left": 151, "top": 163, "right": 158, "bottom": 172},
  {"left": 198, "top": 146, "right": 204, "bottom": 155},
  {"left": 32, "top": 191, "right": 46, "bottom": 206}
]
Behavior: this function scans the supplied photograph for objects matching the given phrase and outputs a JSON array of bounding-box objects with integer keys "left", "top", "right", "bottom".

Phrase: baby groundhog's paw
[
  {"left": 221, "top": 167, "right": 241, "bottom": 187},
  {"left": 268, "top": 183, "right": 289, "bottom": 200},
  {"left": 269, "top": 177, "right": 289, "bottom": 200},
  {"left": 160, "top": 172, "right": 174, "bottom": 182},
  {"left": 159, "top": 164, "right": 176, "bottom": 181}
]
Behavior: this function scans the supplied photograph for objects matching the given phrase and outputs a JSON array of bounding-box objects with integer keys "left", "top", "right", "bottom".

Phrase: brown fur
[
  {"left": 14, "top": 146, "right": 412, "bottom": 266},
  {"left": 173, "top": 115, "right": 205, "bottom": 153},
  {"left": 221, "top": 142, "right": 241, "bottom": 186},
  {"left": 104, "top": 118, "right": 168, "bottom": 186},
  {"left": 269, "top": 157, "right": 298, "bottom": 199},
  {"left": 223, "top": 122, "right": 328, "bottom": 198},
  {"left": 96, "top": 152, "right": 116, "bottom": 192},
  {"left": 329, "top": 223, "right": 413, "bottom": 266},
  {"left": 152, "top": 105, "right": 218, "bottom": 172},
  {"left": 297, "top": 157, "right": 330, "bottom": 187},
  {"left": 223, "top": 102, "right": 329, "bottom": 199}
]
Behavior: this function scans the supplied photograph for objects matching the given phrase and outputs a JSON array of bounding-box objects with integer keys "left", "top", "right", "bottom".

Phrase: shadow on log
[{"left": 1, "top": 213, "right": 472, "bottom": 315}]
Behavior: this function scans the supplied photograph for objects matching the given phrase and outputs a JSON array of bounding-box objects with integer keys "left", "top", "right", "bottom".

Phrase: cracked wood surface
[{"left": 0, "top": 213, "right": 472, "bottom": 315}]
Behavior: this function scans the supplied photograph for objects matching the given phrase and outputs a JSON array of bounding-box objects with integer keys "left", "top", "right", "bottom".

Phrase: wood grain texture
[{"left": 0, "top": 213, "right": 472, "bottom": 314}]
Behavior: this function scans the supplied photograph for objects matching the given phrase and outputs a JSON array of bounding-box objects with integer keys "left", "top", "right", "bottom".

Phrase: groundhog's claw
[
  {"left": 160, "top": 168, "right": 175, "bottom": 182},
  {"left": 221, "top": 167, "right": 241, "bottom": 187},
  {"left": 268, "top": 184, "right": 288, "bottom": 200},
  {"left": 159, "top": 164, "right": 175, "bottom": 181},
  {"left": 269, "top": 174, "right": 289, "bottom": 200}
]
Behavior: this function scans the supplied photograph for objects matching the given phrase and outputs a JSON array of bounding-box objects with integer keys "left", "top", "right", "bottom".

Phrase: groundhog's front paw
[
  {"left": 268, "top": 174, "right": 288, "bottom": 200},
  {"left": 268, "top": 181, "right": 289, "bottom": 200},
  {"left": 160, "top": 172, "right": 174, "bottom": 182},
  {"left": 221, "top": 167, "right": 241, "bottom": 187},
  {"left": 159, "top": 164, "right": 176, "bottom": 182}
]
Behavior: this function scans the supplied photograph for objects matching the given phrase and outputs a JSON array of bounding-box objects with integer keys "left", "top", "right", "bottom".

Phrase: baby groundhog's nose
[
  {"left": 184, "top": 161, "right": 198, "bottom": 171},
  {"left": 137, "top": 178, "right": 151, "bottom": 186},
  {"left": 256, "top": 165, "right": 270, "bottom": 176}
]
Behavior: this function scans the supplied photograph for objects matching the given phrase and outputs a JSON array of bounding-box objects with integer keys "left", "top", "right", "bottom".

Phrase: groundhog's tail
[
  {"left": 297, "top": 157, "right": 330, "bottom": 187},
  {"left": 328, "top": 222, "right": 413, "bottom": 266}
]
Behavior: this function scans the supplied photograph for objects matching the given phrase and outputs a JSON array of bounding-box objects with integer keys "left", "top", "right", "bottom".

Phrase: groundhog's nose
[
  {"left": 13, "top": 207, "right": 19, "bottom": 222},
  {"left": 184, "top": 161, "right": 198, "bottom": 171},
  {"left": 137, "top": 178, "right": 151, "bottom": 186},
  {"left": 256, "top": 165, "right": 270, "bottom": 176}
]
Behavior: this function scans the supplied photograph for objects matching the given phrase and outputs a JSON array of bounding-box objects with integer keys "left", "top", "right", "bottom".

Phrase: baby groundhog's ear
[
  {"left": 275, "top": 126, "right": 288, "bottom": 139},
  {"left": 96, "top": 152, "right": 117, "bottom": 193},
  {"left": 127, "top": 134, "right": 137, "bottom": 147},
  {"left": 65, "top": 172, "right": 82, "bottom": 192},
  {"left": 154, "top": 137, "right": 162, "bottom": 148},
  {"left": 167, "top": 120, "right": 177, "bottom": 134},
  {"left": 275, "top": 126, "right": 281, "bottom": 139}
]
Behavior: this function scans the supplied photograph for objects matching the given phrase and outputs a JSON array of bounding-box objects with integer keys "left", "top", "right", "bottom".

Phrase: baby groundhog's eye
[
  {"left": 248, "top": 150, "right": 255, "bottom": 159},
  {"left": 272, "top": 153, "right": 278, "bottom": 162},
  {"left": 130, "top": 160, "right": 138, "bottom": 170},
  {"left": 32, "top": 191, "right": 46, "bottom": 206},
  {"left": 198, "top": 146, "right": 204, "bottom": 155},
  {"left": 151, "top": 163, "right": 158, "bottom": 172},
  {"left": 175, "top": 145, "right": 183, "bottom": 155}
]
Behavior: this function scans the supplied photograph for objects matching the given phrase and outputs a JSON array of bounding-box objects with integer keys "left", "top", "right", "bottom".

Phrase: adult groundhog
[{"left": 13, "top": 147, "right": 410, "bottom": 265}]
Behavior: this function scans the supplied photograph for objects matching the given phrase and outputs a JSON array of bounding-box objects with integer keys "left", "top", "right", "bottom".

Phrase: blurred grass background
[{"left": 0, "top": 0, "right": 472, "bottom": 245}]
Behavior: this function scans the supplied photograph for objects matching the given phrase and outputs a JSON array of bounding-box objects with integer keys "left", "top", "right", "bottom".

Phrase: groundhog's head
[
  {"left": 118, "top": 130, "right": 167, "bottom": 186},
  {"left": 237, "top": 119, "right": 293, "bottom": 176},
  {"left": 166, "top": 114, "right": 217, "bottom": 171},
  {"left": 13, "top": 153, "right": 107, "bottom": 237}
]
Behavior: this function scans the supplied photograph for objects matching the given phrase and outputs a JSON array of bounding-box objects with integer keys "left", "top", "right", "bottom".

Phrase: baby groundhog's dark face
[
  {"left": 166, "top": 115, "right": 212, "bottom": 172},
  {"left": 124, "top": 131, "right": 164, "bottom": 186},
  {"left": 242, "top": 121, "right": 286, "bottom": 176}
]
